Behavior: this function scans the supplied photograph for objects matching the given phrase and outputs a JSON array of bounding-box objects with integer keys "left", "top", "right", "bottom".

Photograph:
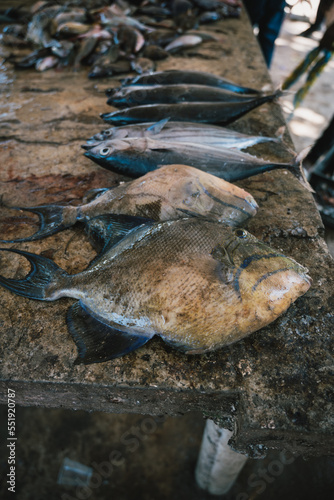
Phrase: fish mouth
[
  {"left": 245, "top": 194, "right": 259, "bottom": 211},
  {"left": 233, "top": 252, "right": 312, "bottom": 297},
  {"left": 199, "top": 181, "right": 258, "bottom": 220},
  {"left": 251, "top": 266, "right": 312, "bottom": 293}
]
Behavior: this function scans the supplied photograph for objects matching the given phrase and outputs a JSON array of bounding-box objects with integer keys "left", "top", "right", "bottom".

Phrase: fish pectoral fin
[
  {"left": 176, "top": 208, "right": 202, "bottom": 218},
  {"left": 146, "top": 117, "right": 170, "bottom": 134},
  {"left": 67, "top": 302, "right": 153, "bottom": 365},
  {"left": 85, "top": 214, "right": 154, "bottom": 255}
]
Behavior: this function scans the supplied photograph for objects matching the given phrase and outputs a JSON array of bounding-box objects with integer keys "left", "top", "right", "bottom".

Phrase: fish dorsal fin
[
  {"left": 146, "top": 117, "right": 170, "bottom": 135},
  {"left": 67, "top": 302, "right": 153, "bottom": 364},
  {"left": 85, "top": 214, "right": 154, "bottom": 255}
]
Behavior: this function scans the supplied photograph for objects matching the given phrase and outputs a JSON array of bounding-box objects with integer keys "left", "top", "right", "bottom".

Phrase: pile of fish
[
  {"left": 0, "top": 0, "right": 242, "bottom": 75},
  {"left": 0, "top": 63, "right": 312, "bottom": 365},
  {"left": 83, "top": 69, "right": 306, "bottom": 186}
]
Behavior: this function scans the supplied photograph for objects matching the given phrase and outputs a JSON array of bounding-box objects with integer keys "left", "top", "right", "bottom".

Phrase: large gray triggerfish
[{"left": 0, "top": 218, "right": 311, "bottom": 364}]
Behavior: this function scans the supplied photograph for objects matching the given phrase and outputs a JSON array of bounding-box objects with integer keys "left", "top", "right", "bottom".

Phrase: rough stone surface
[{"left": 0, "top": 9, "right": 333, "bottom": 458}]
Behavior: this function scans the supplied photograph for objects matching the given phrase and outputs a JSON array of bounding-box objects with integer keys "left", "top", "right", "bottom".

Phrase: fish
[
  {"left": 142, "top": 45, "right": 169, "bottom": 60},
  {"left": 0, "top": 217, "right": 311, "bottom": 364},
  {"left": 55, "top": 22, "right": 92, "bottom": 38},
  {"left": 100, "top": 92, "right": 281, "bottom": 126},
  {"left": 35, "top": 55, "right": 58, "bottom": 71},
  {"left": 0, "top": 164, "right": 258, "bottom": 243},
  {"left": 99, "top": 12, "right": 152, "bottom": 32},
  {"left": 106, "top": 84, "right": 270, "bottom": 108},
  {"left": 123, "top": 69, "right": 260, "bottom": 94},
  {"left": 73, "top": 36, "right": 98, "bottom": 70},
  {"left": 89, "top": 59, "right": 132, "bottom": 79},
  {"left": 52, "top": 9, "right": 88, "bottom": 28},
  {"left": 130, "top": 57, "right": 156, "bottom": 75},
  {"left": 86, "top": 119, "right": 280, "bottom": 150},
  {"left": 0, "top": 33, "right": 29, "bottom": 47},
  {"left": 26, "top": 7, "right": 63, "bottom": 47},
  {"left": 164, "top": 34, "right": 203, "bottom": 52},
  {"left": 51, "top": 39, "right": 74, "bottom": 59},
  {"left": 9, "top": 48, "right": 50, "bottom": 69},
  {"left": 83, "top": 137, "right": 306, "bottom": 185},
  {"left": 137, "top": 5, "right": 172, "bottom": 19}
]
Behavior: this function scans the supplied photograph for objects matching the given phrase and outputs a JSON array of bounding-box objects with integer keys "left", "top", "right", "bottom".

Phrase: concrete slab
[{"left": 0, "top": 6, "right": 333, "bottom": 459}]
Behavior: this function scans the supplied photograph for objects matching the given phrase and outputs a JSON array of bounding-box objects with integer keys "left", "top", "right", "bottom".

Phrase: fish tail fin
[
  {"left": 288, "top": 147, "right": 315, "bottom": 192},
  {"left": 1, "top": 205, "right": 78, "bottom": 243},
  {"left": 0, "top": 248, "right": 68, "bottom": 300}
]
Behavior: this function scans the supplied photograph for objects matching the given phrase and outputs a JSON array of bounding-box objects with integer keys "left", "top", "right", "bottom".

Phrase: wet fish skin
[
  {"left": 1, "top": 165, "right": 258, "bottom": 243},
  {"left": 164, "top": 34, "right": 203, "bottom": 52},
  {"left": 130, "top": 57, "right": 156, "bottom": 75},
  {"left": 83, "top": 136, "right": 301, "bottom": 182},
  {"left": 56, "top": 21, "right": 92, "bottom": 38},
  {"left": 0, "top": 218, "right": 311, "bottom": 363},
  {"left": 35, "top": 55, "right": 58, "bottom": 72},
  {"left": 100, "top": 93, "right": 280, "bottom": 126},
  {"left": 10, "top": 48, "right": 50, "bottom": 68},
  {"left": 142, "top": 45, "right": 169, "bottom": 60},
  {"left": 106, "top": 84, "right": 268, "bottom": 108},
  {"left": 124, "top": 70, "right": 260, "bottom": 94},
  {"left": 86, "top": 120, "right": 279, "bottom": 150}
]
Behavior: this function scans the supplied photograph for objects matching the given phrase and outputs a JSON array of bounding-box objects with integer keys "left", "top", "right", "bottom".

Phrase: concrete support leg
[{"left": 195, "top": 419, "right": 248, "bottom": 495}]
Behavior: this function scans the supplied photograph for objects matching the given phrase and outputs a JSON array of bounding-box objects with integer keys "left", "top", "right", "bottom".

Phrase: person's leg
[
  {"left": 243, "top": 0, "right": 267, "bottom": 25},
  {"left": 257, "top": 0, "right": 286, "bottom": 66},
  {"left": 305, "top": 114, "right": 334, "bottom": 166},
  {"left": 244, "top": 0, "right": 286, "bottom": 66}
]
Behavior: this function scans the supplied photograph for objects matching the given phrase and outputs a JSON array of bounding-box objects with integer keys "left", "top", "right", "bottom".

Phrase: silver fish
[
  {"left": 0, "top": 218, "right": 311, "bottom": 364},
  {"left": 86, "top": 119, "right": 280, "bottom": 150},
  {"left": 1, "top": 164, "right": 258, "bottom": 243},
  {"left": 164, "top": 34, "right": 203, "bottom": 52},
  {"left": 83, "top": 136, "right": 305, "bottom": 184}
]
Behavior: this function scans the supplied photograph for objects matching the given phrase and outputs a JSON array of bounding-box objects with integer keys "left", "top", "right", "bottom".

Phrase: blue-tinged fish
[
  {"left": 0, "top": 218, "right": 311, "bottom": 364},
  {"left": 123, "top": 70, "right": 260, "bottom": 94},
  {"left": 0, "top": 164, "right": 258, "bottom": 243},
  {"left": 106, "top": 84, "right": 266, "bottom": 108},
  {"left": 83, "top": 137, "right": 307, "bottom": 185},
  {"left": 100, "top": 92, "right": 281, "bottom": 126}
]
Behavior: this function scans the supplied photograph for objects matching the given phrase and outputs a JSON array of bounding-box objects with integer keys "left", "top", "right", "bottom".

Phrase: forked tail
[
  {"left": 1, "top": 204, "right": 78, "bottom": 243},
  {"left": 0, "top": 248, "right": 68, "bottom": 300}
]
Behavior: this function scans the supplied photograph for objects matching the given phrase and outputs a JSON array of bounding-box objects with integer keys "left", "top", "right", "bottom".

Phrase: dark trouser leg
[
  {"left": 306, "top": 114, "right": 334, "bottom": 165},
  {"left": 244, "top": 0, "right": 286, "bottom": 67}
]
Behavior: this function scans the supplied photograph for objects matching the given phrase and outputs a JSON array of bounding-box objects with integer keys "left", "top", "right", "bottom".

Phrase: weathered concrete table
[{"left": 0, "top": 7, "right": 333, "bottom": 467}]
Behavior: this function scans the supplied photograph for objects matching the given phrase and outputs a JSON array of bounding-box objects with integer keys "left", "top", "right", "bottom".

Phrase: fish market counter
[{"left": 0, "top": 8, "right": 333, "bottom": 459}]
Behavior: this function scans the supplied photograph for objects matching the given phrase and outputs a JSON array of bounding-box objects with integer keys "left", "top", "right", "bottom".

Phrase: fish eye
[
  {"left": 234, "top": 229, "right": 247, "bottom": 239},
  {"left": 100, "top": 147, "right": 110, "bottom": 156},
  {"left": 104, "top": 130, "right": 111, "bottom": 136}
]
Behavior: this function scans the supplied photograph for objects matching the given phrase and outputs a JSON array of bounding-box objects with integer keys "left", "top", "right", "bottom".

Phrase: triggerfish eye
[{"left": 234, "top": 229, "right": 247, "bottom": 238}]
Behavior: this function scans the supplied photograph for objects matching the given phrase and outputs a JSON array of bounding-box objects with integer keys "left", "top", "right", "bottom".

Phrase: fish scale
[
  {"left": 1, "top": 165, "right": 258, "bottom": 244},
  {"left": 0, "top": 218, "right": 311, "bottom": 363}
]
